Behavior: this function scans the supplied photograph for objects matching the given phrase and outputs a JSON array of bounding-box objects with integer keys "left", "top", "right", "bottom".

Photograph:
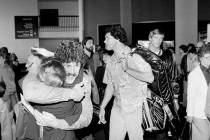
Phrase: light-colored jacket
[{"left": 187, "top": 65, "right": 208, "bottom": 119}]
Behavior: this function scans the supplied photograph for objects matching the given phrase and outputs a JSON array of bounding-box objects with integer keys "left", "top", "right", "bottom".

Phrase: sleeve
[
  {"left": 186, "top": 72, "right": 196, "bottom": 117},
  {"left": 57, "top": 77, "right": 93, "bottom": 130},
  {"left": 2, "top": 67, "right": 16, "bottom": 97},
  {"left": 205, "top": 85, "right": 210, "bottom": 118},
  {"left": 22, "top": 74, "right": 79, "bottom": 104},
  {"left": 103, "top": 65, "right": 112, "bottom": 85},
  {"left": 125, "top": 54, "right": 154, "bottom": 83},
  {"left": 64, "top": 94, "right": 93, "bottom": 129},
  {"left": 63, "top": 103, "right": 82, "bottom": 126}
]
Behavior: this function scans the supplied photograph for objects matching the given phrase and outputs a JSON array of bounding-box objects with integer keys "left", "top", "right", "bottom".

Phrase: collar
[
  {"left": 152, "top": 49, "right": 162, "bottom": 56},
  {"left": 148, "top": 45, "right": 162, "bottom": 56}
]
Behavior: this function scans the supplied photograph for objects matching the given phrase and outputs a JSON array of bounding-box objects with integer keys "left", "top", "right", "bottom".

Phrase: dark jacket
[
  {"left": 133, "top": 46, "right": 179, "bottom": 103},
  {"left": 133, "top": 46, "right": 181, "bottom": 133}
]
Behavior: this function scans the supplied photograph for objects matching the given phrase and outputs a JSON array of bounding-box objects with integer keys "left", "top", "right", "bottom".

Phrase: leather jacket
[
  {"left": 133, "top": 46, "right": 181, "bottom": 134},
  {"left": 132, "top": 46, "right": 180, "bottom": 104}
]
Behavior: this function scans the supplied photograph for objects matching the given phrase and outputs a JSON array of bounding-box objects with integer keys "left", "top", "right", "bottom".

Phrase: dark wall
[
  {"left": 131, "top": 0, "right": 175, "bottom": 44},
  {"left": 132, "top": 0, "right": 210, "bottom": 22},
  {"left": 132, "top": 22, "right": 175, "bottom": 44},
  {"left": 84, "top": 0, "right": 120, "bottom": 44},
  {"left": 132, "top": 0, "right": 175, "bottom": 22},
  {"left": 84, "top": 0, "right": 210, "bottom": 45},
  {"left": 198, "top": 0, "right": 210, "bottom": 20}
]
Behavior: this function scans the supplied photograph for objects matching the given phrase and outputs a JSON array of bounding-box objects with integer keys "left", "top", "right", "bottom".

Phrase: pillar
[
  {"left": 78, "top": 0, "right": 84, "bottom": 42},
  {"left": 175, "top": 0, "right": 198, "bottom": 63},
  {"left": 120, "top": 0, "right": 132, "bottom": 45}
]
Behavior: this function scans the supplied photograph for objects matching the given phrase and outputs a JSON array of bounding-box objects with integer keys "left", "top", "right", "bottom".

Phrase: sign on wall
[{"left": 15, "top": 16, "right": 38, "bottom": 39}]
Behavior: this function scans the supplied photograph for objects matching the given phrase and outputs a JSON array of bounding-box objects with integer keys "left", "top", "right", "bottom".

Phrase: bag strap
[
  {"left": 179, "top": 121, "right": 188, "bottom": 139},
  {"left": 163, "top": 104, "right": 174, "bottom": 121},
  {"left": 39, "top": 125, "right": 43, "bottom": 140},
  {"left": 189, "top": 122, "right": 192, "bottom": 140}
]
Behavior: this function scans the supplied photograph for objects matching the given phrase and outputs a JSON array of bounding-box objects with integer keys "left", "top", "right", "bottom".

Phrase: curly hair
[
  {"left": 105, "top": 26, "right": 128, "bottom": 45},
  {"left": 54, "top": 40, "right": 87, "bottom": 66}
]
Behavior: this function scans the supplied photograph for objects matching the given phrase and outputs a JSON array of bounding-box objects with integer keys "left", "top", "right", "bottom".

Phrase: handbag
[{"left": 142, "top": 93, "right": 167, "bottom": 132}]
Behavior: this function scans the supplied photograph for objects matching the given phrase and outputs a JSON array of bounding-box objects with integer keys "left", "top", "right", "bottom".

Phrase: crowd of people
[{"left": 0, "top": 26, "right": 210, "bottom": 140}]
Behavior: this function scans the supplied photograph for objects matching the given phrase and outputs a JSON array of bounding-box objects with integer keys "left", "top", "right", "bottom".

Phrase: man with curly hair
[
  {"left": 17, "top": 41, "right": 93, "bottom": 140},
  {"left": 98, "top": 26, "right": 154, "bottom": 140}
]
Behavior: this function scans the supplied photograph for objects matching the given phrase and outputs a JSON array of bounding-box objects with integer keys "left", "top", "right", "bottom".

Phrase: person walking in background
[
  {"left": 187, "top": 46, "right": 199, "bottom": 73},
  {"left": 196, "top": 41, "right": 205, "bottom": 52},
  {"left": 179, "top": 44, "right": 188, "bottom": 107},
  {"left": 187, "top": 43, "right": 196, "bottom": 53},
  {"left": 0, "top": 48, "right": 17, "bottom": 140},
  {"left": 79, "top": 37, "right": 100, "bottom": 140},
  {"left": 179, "top": 44, "right": 188, "bottom": 76},
  {"left": 95, "top": 49, "right": 113, "bottom": 140},
  {"left": 95, "top": 49, "right": 113, "bottom": 104},
  {"left": 135, "top": 28, "right": 181, "bottom": 139},
  {"left": 99, "top": 26, "right": 154, "bottom": 140},
  {"left": 82, "top": 36, "right": 100, "bottom": 105},
  {"left": 83, "top": 36, "right": 101, "bottom": 77},
  {"left": 187, "top": 44, "right": 210, "bottom": 140},
  {"left": 180, "top": 46, "right": 199, "bottom": 108},
  {"left": 179, "top": 44, "right": 188, "bottom": 59}
]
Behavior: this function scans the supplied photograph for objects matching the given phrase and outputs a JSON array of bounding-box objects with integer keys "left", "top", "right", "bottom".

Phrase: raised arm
[
  {"left": 30, "top": 92, "right": 93, "bottom": 130},
  {"left": 48, "top": 90, "right": 93, "bottom": 130},
  {"left": 22, "top": 73, "right": 84, "bottom": 104},
  {"left": 29, "top": 75, "right": 93, "bottom": 130},
  {"left": 125, "top": 54, "right": 154, "bottom": 83}
]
